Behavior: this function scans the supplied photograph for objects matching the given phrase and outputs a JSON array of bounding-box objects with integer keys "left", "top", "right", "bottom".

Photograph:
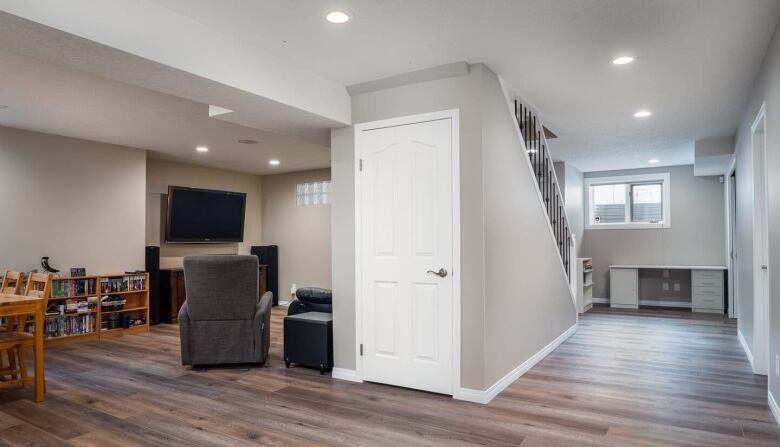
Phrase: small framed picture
[{"left": 70, "top": 267, "right": 86, "bottom": 277}]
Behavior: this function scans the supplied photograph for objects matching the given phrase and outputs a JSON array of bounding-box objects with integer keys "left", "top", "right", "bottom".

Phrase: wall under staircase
[{"left": 331, "top": 63, "right": 577, "bottom": 402}]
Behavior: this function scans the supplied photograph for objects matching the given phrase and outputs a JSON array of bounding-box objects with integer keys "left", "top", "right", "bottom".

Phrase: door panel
[{"left": 360, "top": 118, "right": 453, "bottom": 395}]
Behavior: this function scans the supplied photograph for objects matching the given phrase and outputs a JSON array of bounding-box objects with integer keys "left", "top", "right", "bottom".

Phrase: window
[
  {"left": 296, "top": 181, "right": 331, "bottom": 206},
  {"left": 586, "top": 173, "right": 670, "bottom": 229},
  {"left": 592, "top": 183, "right": 627, "bottom": 224}
]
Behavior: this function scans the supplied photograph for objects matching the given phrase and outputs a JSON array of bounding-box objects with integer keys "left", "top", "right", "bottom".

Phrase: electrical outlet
[
  {"left": 775, "top": 355, "right": 779, "bottom": 377},
  {"left": 662, "top": 282, "right": 669, "bottom": 291},
  {"left": 674, "top": 283, "right": 680, "bottom": 292}
]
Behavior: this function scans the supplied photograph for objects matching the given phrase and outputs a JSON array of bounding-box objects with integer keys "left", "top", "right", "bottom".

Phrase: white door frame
[
  {"left": 726, "top": 155, "right": 738, "bottom": 319},
  {"left": 751, "top": 101, "right": 769, "bottom": 375},
  {"left": 353, "top": 109, "right": 461, "bottom": 395}
]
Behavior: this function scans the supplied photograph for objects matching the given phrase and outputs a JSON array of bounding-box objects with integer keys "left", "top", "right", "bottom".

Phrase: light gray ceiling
[
  {"left": 0, "top": 48, "right": 330, "bottom": 175},
  {"left": 149, "top": 0, "right": 780, "bottom": 172}
]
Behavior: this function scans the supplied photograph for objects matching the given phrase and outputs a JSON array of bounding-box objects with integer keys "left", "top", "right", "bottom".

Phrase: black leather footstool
[{"left": 283, "top": 312, "right": 333, "bottom": 374}]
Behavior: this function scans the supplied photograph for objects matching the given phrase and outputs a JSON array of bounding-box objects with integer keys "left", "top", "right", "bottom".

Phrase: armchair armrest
[
  {"left": 178, "top": 301, "right": 193, "bottom": 365},
  {"left": 255, "top": 292, "right": 273, "bottom": 325},
  {"left": 253, "top": 292, "right": 273, "bottom": 362}
]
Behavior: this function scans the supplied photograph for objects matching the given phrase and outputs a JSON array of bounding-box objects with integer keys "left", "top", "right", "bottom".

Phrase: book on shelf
[
  {"left": 47, "top": 297, "right": 97, "bottom": 317},
  {"left": 100, "top": 274, "right": 146, "bottom": 293},
  {"left": 51, "top": 277, "right": 97, "bottom": 298},
  {"left": 26, "top": 314, "right": 96, "bottom": 338}
]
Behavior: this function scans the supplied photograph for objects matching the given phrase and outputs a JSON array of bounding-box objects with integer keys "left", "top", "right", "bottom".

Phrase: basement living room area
[{"left": 2, "top": 1, "right": 780, "bottom": 446}]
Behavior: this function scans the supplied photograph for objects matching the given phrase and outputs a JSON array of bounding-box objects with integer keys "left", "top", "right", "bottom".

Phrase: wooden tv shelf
[{"left": 42, "top": 273, "right": 150, "bottom": 345}]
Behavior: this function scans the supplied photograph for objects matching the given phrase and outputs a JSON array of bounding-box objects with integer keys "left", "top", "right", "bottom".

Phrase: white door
[{"left": 359, "top": 117, "right": 454, "bottom": 395}]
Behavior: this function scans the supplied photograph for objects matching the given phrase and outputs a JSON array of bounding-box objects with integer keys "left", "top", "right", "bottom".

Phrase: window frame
[{"left": 585, "top": 173, "right": 671, "bottom": 230}]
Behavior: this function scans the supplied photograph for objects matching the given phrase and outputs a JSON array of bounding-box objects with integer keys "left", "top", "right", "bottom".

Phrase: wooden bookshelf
[
  {"left": 41, "top": 273, "right": 149, "bottom": 344},
  {"left": 97, "top": 273, "right": 150, "bottom": 339}
]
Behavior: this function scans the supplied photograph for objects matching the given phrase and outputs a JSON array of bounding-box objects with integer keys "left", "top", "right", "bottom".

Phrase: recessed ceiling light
[
  {"left": 326, "top": 11, "right": 350, "bottom": 24},
  {"left": 648, "top": 158, "right": 660, "bottom": 164},
  {"left": 238, "top": 139, "right": 258, "bottom": 145},
  {"left": 269, "top": 159, "right": 280, "bottom": 166},
  {"left": 196, "top": 146, "right": 209, "bottom": 153},
  {"left": 612, "top": 56, "right": 634, "bottom": 65},
  {"left": 633, "top": 110, "right": 652, "bottom": 118}
]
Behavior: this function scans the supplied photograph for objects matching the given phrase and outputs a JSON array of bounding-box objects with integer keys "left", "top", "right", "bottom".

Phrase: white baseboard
[
  {"left": 579, "top": 303, "right": 593, "bottom": 314},
  {"left": 738, "top": 329, "right": 754, "bottom": 369},
  {"left": 592, "top": 297, "right": 609, "bottom": 304},
  {"left": 331, "top": 368, "right": 362, "bottom": 383},
  {"left": 770, "top": 391, "right": 780, "bottom": 428},
  {"left": 454, "top": 323, "right": 578, "bottom": 404},
  {"left": 639, "top": 299, "right": 691, "bottom": 308}
]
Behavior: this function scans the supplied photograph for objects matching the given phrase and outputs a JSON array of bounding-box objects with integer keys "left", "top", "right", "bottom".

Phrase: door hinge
[
  {"left": 359, "top": 159, "right": 363, "bottom": 171},
  {"left": 360, "top": 343, "right": 363, "bottom": 356}
]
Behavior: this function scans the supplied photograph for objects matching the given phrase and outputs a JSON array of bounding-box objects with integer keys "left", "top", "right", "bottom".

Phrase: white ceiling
[
  {"left": 147, "top": 0, "right": 780, "bottom": 172},
  {"left": 0, "top": 48, "right": 330, "bottom": 175},
  {"left": 0, "top": 1, "right": 778, "bottom": 173}
]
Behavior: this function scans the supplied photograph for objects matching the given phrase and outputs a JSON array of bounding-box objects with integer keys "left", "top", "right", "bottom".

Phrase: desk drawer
[
  {"left": 693, "top": 293, "right": 723, "bottom": 309},
  {"left": 692, "top": 284, "right": 723, "bottom": 297},
  {"left": 692, "top": 270, "right": 724, "bottom": 282},
  {"left": 693, "top": 278, "right": 723, "bottom": 288}
]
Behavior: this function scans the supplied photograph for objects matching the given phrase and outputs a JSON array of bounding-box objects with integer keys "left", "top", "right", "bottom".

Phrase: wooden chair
[
  {"left": 0, "top": 273, "right": 51, "bottom": 385},
  {"left": 0, "top": 271, "right": 24, "bottom": 380},
  {"left": 0, "top": 271, "right": 24, "bottom": 295}
]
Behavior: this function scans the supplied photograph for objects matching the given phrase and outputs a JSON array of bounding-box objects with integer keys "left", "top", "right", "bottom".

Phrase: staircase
[{"left": 514, "top": 100, "right": 571, "bottom": 278}]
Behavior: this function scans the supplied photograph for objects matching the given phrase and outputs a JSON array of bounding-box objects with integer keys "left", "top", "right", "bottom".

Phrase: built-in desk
[{"left": 609, "top": 265, "right": 727, "bottom": 313}]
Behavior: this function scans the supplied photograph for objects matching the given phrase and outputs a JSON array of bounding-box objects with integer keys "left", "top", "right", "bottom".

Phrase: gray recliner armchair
[{"left": 178, "top": 255, "right": 273, "bottom": 366}]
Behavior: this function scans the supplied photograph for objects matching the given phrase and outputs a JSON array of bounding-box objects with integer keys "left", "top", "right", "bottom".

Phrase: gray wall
[
  {"left": 0, "top": 126, "right": 146, "bottom": 273},
  {"left": 582, "top": 165, "right": 726, "bottom": 299},
  {"left": 331, "top": 64, "right": 576, "bottom": 390},
  {"left": 734, "top": 20, "right": 780, "bottom": 397},
  {"left": 261, "top": 169, "right": 331, "bottom": 300},
  {"left": 331, "top": 127, "right": 357, "bottom": 371}
]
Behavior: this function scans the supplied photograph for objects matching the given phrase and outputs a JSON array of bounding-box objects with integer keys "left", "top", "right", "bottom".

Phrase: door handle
[
  {"left": 762, "top": 265, "right": 768, "bottom": 271},
  {"left": 427, "top": 268, "right": 448, "bottom": 278}
]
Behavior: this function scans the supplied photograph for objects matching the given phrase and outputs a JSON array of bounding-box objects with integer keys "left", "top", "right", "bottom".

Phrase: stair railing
[{"left": 514, "top": 100, "right": 571, "bottom": 278}]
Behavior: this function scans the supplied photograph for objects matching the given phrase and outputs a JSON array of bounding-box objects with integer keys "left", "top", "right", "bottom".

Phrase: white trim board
[
  {"left": 738, "top": 329, "right": 755, "bottom": 369},
  {"left": 454, "top": 323, "right": 578, "bottom": 405},
  {"left": 769, "top": 391, "right": 780, "bottom": 428},
  {"left": 331, "top": 368, "right": 362, "bottom": 383},
  {"left": 751, "top": 101, "right": 769, "bottom": 376}
]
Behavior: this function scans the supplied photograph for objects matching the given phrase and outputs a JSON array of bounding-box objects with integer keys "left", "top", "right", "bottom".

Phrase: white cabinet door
[
  {"left": 610, "top": 268, "right": 638, "bottom": 308},
  {"left": 359, "top": 118, "right": 454, "bottom": 395}
]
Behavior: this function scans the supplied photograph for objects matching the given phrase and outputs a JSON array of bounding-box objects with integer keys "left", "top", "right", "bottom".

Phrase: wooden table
[{"left": 0, "top": 293, "right": 45, "bottom": 402}]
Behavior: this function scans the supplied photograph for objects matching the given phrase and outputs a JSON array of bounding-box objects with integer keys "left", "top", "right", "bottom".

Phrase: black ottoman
[{"left": 283, "top": 312, "right": 333, "bottom": 374}]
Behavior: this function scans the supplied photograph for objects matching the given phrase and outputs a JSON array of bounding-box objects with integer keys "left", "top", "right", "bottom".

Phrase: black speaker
[
  {"left": 145, "top": 246, "right": 161, "bottom": 325},
  {"left": 252, "top": 245, "right": 278, "bottom": 306}
]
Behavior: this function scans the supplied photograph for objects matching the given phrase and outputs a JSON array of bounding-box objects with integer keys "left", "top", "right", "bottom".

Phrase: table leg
[{"left": 34, "top": 305, "right": 44, "bottom": 402}]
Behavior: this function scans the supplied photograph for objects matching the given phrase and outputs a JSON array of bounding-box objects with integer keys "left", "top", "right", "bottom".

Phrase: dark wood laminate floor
[{"left": 0, "top": 306, "right": 777, "bottom": 446}]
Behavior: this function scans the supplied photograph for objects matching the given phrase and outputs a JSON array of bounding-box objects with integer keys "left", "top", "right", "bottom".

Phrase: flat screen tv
[{"left": 166, "top": 186, "right": 247, "bottom": 243}]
